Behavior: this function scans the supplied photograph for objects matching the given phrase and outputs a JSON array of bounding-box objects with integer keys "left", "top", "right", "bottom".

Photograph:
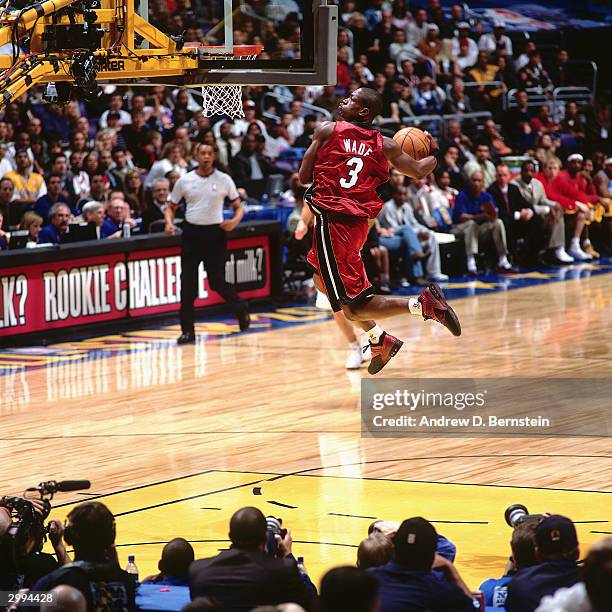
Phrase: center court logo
[{"left": 371, "top": 389, "right": 487, "bottom": 411}]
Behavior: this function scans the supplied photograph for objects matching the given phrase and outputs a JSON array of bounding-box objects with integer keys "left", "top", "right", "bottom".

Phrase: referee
[{"left": 165, "top": 142, "right": 250, "bottom": 344}]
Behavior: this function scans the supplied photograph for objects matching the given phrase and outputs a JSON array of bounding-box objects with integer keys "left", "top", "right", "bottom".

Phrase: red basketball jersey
[{"left": 312, "top": 121, "right": 389, "bottom": 218}]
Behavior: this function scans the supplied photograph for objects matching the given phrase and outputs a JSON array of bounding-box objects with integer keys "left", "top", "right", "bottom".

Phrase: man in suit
[
  {"left": 189, "top": 507, "right": 316, "bottom": 611},
  {"left": 488, "top": 164, "right": 545, "bottom": 265}
]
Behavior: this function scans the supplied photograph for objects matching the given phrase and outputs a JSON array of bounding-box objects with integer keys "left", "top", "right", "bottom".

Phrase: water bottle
[
  {"left": 125, "top": 555, "right": 139, "bottom": 583},
  {"left": 122, "top": 223, "right": 131, "bottom": 238}
]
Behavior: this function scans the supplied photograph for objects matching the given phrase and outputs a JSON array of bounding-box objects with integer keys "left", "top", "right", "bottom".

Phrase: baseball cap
[
  {"left": 567, "top": 153, "right": 584, "bottom": 162},
  {"left": 535, "top": 515, "right": 578, "bottom": 556},
  {"left": 604, "top": 157, "right": 612, "bottom": 165},
  {"left": 457, "top": 21, "right": 470, "bottom": 29},
  {"left": 427, "top": 23, "right": 439, "bottom": 32},
  {"left": 243, "top": 100, "right": 256, "bottom": 109},
  {"left": 493, "top": 18, "right": 506, "bottom": 28},
  {"left": 15, "top": 146, "right": 29, "bottom": 155},
  {"left": 393, "top": 517, "right": 438, "bottom": 566}
]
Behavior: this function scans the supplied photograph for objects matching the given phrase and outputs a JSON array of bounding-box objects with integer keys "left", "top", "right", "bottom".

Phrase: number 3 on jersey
[{"left": 340, "top": 156, "right": 364, "bottom": 189}]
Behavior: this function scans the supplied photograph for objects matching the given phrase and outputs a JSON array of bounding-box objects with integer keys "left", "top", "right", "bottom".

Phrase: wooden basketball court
[{"left": 1, "top": 268, "right": 611, "bottom": 588}]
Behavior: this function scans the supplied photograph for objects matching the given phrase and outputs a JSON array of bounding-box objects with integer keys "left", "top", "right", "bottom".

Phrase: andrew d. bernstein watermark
[{"left": 361, "top": 379, "right": 612, "bottom": 437}]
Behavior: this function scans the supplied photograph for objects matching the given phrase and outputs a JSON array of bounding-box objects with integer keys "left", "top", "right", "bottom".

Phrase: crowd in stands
[
  {"left": 2, "top": 497, "right": 612, "bottom": 612},
  {"left": 0, "top": 0, "right": 611, "bottom": 287}
]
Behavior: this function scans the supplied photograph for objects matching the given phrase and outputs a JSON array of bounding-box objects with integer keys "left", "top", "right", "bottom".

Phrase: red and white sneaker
[
  {"left": 367, "top": 332, "right": 404, "bottom": 375},
  {"left": 418, "top": 283, "right": 461, "bottom": 336}
]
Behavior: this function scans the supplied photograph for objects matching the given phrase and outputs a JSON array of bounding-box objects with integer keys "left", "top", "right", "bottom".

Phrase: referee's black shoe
[
  {"left": 177, "top": 331, "right": 196, "bottom": 345},
  {"left": 237, "top": 309, "right": 251, "bottom": 332}
]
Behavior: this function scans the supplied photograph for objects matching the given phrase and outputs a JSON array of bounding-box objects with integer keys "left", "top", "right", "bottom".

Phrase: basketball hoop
[{"left": 193, "top": 45, "right": 264, "bottom": 118}]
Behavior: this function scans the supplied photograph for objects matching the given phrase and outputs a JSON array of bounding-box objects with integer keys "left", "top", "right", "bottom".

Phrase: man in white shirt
[
  {"left": 165, "top": 142, "right": 250, "bottom": 343},
  {"left": 99, "top": 93, "right": 132, "bottom": 129},
  {"left": 463, "top": 143, "right": 496, "bottom": 187},
  {"left": 452, "top": 23, "right": 479, "bottom": 70},
  {"left": 379, "top": 185, "right": 449, "bottom": 283},
  {"left": 286, "top": 100, "right": 305, "bottom": 143},
  {"left": 406, "top": 7, "right": 429, "bottom": 47},
  {"left": 478, "top": 20, "right": 513, "bottom": 57}
]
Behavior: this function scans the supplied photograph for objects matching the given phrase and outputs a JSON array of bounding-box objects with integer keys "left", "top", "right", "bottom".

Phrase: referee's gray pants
[{"left": 180, "top": 221, "right": 246, "bottom": 334}]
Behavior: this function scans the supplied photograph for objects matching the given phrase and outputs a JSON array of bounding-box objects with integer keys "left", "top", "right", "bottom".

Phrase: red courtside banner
[{"left": 0, "top": 235, "right": 271, "bottom": 338}]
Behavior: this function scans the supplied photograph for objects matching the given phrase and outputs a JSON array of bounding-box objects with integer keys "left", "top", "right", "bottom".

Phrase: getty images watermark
[{"left": 361, "top": 379, "right": 612, "bottom": 437}]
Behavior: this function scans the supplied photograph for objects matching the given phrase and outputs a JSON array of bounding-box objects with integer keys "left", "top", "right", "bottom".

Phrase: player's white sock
[
  {"left": 467, "top": 255, "right": 477, "bottom": 273},
  {"left": 408, "top": 298, "right": 422, "bottom": 315},
  {"left": 571, "top": 237, "right": 580, "bottom": 248},
  {"left": 366, "top": 324, "right": 384, "bottom": 344}
]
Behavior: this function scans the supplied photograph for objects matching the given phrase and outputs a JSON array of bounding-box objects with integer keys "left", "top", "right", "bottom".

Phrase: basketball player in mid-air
[{"left": 298, "top": 87, "right": 461, "bottom": 374}]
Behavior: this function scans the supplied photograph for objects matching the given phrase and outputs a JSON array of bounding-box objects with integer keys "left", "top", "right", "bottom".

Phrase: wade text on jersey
[{"left": 343, "top": 139, "right": 373, "bottom": 157}]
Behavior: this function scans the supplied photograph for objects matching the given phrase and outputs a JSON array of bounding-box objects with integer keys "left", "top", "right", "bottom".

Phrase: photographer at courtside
[
  {"left": 0, "top": 496, "right": 69, "bottom": 590},
  {"left": 31, "top": 502, "right": 136, "bottom": 612},
  {"left": 164, "top": 142, "right": 250, "bottom": 344}
]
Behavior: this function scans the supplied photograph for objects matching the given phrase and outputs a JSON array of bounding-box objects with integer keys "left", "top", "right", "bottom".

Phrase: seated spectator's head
[
  {"left": 84, "top": 152, "right": 99, "bottom": 176},
  {"left": 107, "top": 112, "right": 122, "bottom": 130},
  {"left": 76, "top": 116, "right": 91, "bottom": 136},
  {"left": 392, "top": 29, "right": 405, "bottom": 45},
  {"left": 544, "top": 158, "right": 561, "bottom": 179},
  {"left": 51, "top": 154, "right": 69, "bottom": 176},
  {"left": 181, "top": 597, "right": 222, "bottom": 612},
  {"left": 510, "top": 518, "right": 539, "bottom": 570},
  {"left": 457, "top": 21, "right": 471, "bottom": 38},
  {"left": 426, "top": 23, "right": 440, "bottom": 41},
  {"left": 112, "top": 146, "right": 128, "bottom": 168},
  {"left": 451, "top": 4, "right": 463, "bottom": 20},
  {"left": 109, "top": 92, "right": 124, "bottom": 112},
  {"left": 125, "top": 169, "right": 142, "bottom": 193},
  {"left": 418, "top": 76, "right": 434, "bottom": 91},
  {"left": 158, "top": 537, "right": 194, "bottom": 578},
  {"left": 0, "top": 120, "right": 11, "bottom": 142},
  {"left": 495, "top": 164, "right": 511, "bottom": 187},
  {"left": 527, "top": 50, "right": 542, "bottom": 67},
  {"left": 475, "top": 143, "right": 490, "bottom": 163},
  {"left": 131, "top": 111, "right": 147, "bottom": 131},
  {"left": 392, "top": 186, "right": 407, "bottom": 205},
  {"left": 446, "top": 119, "right": 462, "bottom": 138},
  {"left": 444, "top": 145, "right": 459, "bottom": 164},
  {"left": 49, "top": 203, "right": 71, "bottom": 232},
  {"left": 476, "top": 50, "right": 489, "bottom": 69},
  {"left": 19, "top": 210, "right": 43, "bottom": 242},
  {"left": 242, "top": 100, "right": 257, "bottom": 121},
  {"left": 0, "top": 177, "right": 14, "bottom": 204},
  {"left": 567, "top": 153, "right": 583, "bottom": 175},
  {"left": 152, "top": 179, "right": 170, "bottom": 204},
  {"left": 82, "top": 202, "right": 105, "bottom": 227},
  {"left": 290, "top": 100, "right": 303, "bottom": 118},
  {"left": 110, "top": 190, "right": 126, "bottom": 202},
  {"left": 383, "top": 62, "right": 396, "bottom": 80},
  {"left": 96, "top": 128, "right": 117, "bottom": 152},
  {"left": 228, "top": 506, "right": 267, "bottom": 551},
  {"left": 70, "top": 152, "right": 84, "bottom": 172},
  {"left": 583, "top": 537, "right": 612, "bottom": 612},
  {"left": 393, "top": 517, "right": 438, "bottom": 570},
  {"left": 26, "top": 117, "right": 43, "bottom": 138},
  {"left": 15, "top": 148, "right": 31, "bottom": 172},
  {"left": 565, "top": 100, "right": 579, "bottom": 118},
  {"left": 70, "top": 130, "right": 87, "bottom": 152},
  {"left": 604, "top": 157, "right": 612, "bottom": 178},
  {"left": 246, "top": 122, "right": 263, "bottom": 139},
  {"left": 47, "top": 173, "right": 64, "bottom": 198},
  {"left": 535, "top": 515, "right": 579, "bottom": 562},
  {"left": 319, "top": 566, "right": 379, "bottom": 612},
  {"left": 63, "top": 501, "right": 116, "bottom": 561},
  {"left": 41, "top": 585, "right": 86, "bottom": 612},
  {"left": 219, "top": 121, "right": 234, "bottom": 139},
  {"left": 467, "top": 170, "right": 485, "bottom": 195},
  {"left": 357, "top": 533, "right": 394, "bottom": 569},
  {"left": 520, "top": 160, "right": 536, "bottom": 184},
  {"left": 89, "top": 173, "right": 107, "bottom": 201},
  {"left": 493, "top": 19, "right": 506, "bottom": 38},
  {"left": 451, "top": 78, "right": 465, "bottom": 97},
  {"left": 241, "top": 135, "right": 258, "bottom": 155},
  {"left": 400, "top": 59, "right": 414, "bottom": 76},
  {"left": 484, "top": 119, "right": 498, "bottom": 136},
  {"left": 15, "top": 131, "right": 30, "bottom": 150},
  {"left": 434, "top": 168, "right": 451, "bottom": 189},
  {"left": 131, "top": 94, "right": 146, "bottom": 112},
  {"left": 415, "top": 7, "right": 427, "bottom": 25},
  {"left": 515, "top": 90, "right": 529, "bottom": 109}
]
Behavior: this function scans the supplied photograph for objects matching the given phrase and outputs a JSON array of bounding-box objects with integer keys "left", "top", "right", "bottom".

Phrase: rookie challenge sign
[{"left": 0, "top": 236, "right": 270, "bottom": 337}]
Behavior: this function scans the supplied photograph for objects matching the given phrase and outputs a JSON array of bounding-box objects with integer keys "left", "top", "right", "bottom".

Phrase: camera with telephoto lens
[
  {"left": 265, "top": 516, "right": 287, "bottom": 558},
  {"left": 0, "top": 480, "right": 90, "bottom": 572},
  {"left": 504, "top": 504, "right": 547, "bottom": 528}
]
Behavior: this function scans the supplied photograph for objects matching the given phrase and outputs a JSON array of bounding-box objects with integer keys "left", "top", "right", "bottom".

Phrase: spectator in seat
[
  {"left": 530, "top": 106, "right": 559, "bottom": 137},
  {"left": 369, "top": 517, "right": 473, "bottom": 612},
  {"left": 405, "top": 7, "right": 429, "bottom": 47},
  {"left": 189, "top": 506, "right": 316, "bottom": 612},
  {"left": 535, "top": 536, "right": 612, "bottom": 612},
  {"left": 120, "top": 111, "right": 151, "bottom": 168},
  {"left": 518, "top": 51, "right": 551, "bottom": 90},
  {"left": 389, "top": 29, "right": 419, "bottom": 65},
  {"left": 441, "top": 120, "right": 473, "bottom": 167},
  {"left": 101, "top": 198, "right": 132, "bottom": 239},
  {"left": 466, "top": 51, "right": 507, "bottom": 111},
  {"left": 294, "top": 115, "right": 317, "bottom": 149},
  {"left": 124, "top": 169, "right": 146, "bottom": 218},
  {"left": 429, "top": 168, "right": 458, "bottom": 213},
  {"left": 4, "top": 148, "right": 46, "bottom": 210},
  {"left": 230, "top": 135, "right": 283, "bottom": 200},
  {"left": 451, "top": 23, "right": 478, "bottom": 71},
  {"left": 41, "top": 585, "right": 87, "bottom": 612},
  {"left": 438, "top": 145, "right": 465, "bottom": 191},
  {"left": 0, "top": 142, "right": 13, "bottom": 177},
  {"left": 506, "top": 515, "right": 581, "bottom": 612},
  {"left": 286, "top": 100, "right": 305, "bottom": 143},
  {"left": 99, "top": 92, "right": 132, "bottom": 128},
  {"left": 142, "top": 538, "right": 194, "bottom": 586},
  {"left": 319, "top": 567, "right": 379, "bottom": 612},
  {"left": 417, "top": 24, "right": 442, "bottom": 63},
  {"left": 411, "top": 76, "right": 446, "bottom": 116},
  {"left": 357, "top": 533, "right": 394, "bottom": 570},
  {"left": 313, "top": 86, "right": 340, "bottom": 114},
  {"left": 379, "top": 185, "right": 449, "bottom": 282},
  {"left": 215, "top": 122, "right": 242, "bottom": 168},
  {"left": 145, "top": 143, "right": 188, "bottom": 189},
  {"left": 77, "top": 172, "right": 108, "bottom": 210},
  {"left": 452, "top": 170, "right": 514, "bottom": 273},
  {"left": 480, "top": 519, "right": 540, "bottom": 609},
  {"left": 514, "top": 161, "right": 573, "bottom": 264},
  {"left": 504, "top": 90, "right": 532, "bottom": 151},
  {"left": 143, "top": 178, "right": 172, "bottom": 233},
  {"left": 488, "top": 164, "right": 545, "bottom": 265},
  {"left": 67, "top": 152, "right": 91, "bottom": 205},
  {"left": 38, "top": 202, "right": 71, "bottom": 244},
  {"left": 463, "top": 143, "right": 496, "bottom": 187},
  {"left": 547, "top": 49, "right": 574, "bottom": 88},
  {"left": 34, "top": 173, "right": 74, "bottom": 224},
  {"left": 559, "top": 101, "right": 586, "bottom": 147},
  {"left": 32, "top": 502, "right": 136, "bottom": 612},
  {"left": 593, "top": 156, "right": 612, "bottom": 199},
  {"left": 481, "top": 119, "right": 512, "bottom": 160},
  {"left": 442, "top": 79, "right": 472, "bottom": 115},
  {"left": 108, "top": 146, "right": 132, "bottom": 190},
  {"left": 478, "top": 19, "right": 513, "bottom": 56},
  {"left": 18, "top": 211, "right": 43, "bottom": 245},
  {"left": 0, "top": 176, "right": 15, "bottom": 228}
]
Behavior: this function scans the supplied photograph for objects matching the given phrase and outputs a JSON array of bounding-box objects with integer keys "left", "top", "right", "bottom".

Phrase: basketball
[{"left": 393, "top": 127, "right": 431, "bottom": 160}]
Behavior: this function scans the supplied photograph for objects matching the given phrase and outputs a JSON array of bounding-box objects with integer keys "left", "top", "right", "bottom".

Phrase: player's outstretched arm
[
  {"left": 382, "top": 135, "right": 438, "bottom": 179},
  {"left": 298, "top": 121, "right": 336, "bottom": 185}
]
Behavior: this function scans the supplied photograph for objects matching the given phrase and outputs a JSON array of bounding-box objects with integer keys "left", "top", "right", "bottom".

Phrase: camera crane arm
[{"left": 0, "top": 0, "right": 210, "bottom": 109}]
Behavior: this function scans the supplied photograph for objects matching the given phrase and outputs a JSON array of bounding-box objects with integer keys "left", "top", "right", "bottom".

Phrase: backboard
[{"left": 142, "top": 0, "right": 338, "bottom": 87}]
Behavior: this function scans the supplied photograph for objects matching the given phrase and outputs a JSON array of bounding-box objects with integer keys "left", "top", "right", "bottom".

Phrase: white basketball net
[{"left": 200, "top": 50, "right": 260, "bottom": 118}]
